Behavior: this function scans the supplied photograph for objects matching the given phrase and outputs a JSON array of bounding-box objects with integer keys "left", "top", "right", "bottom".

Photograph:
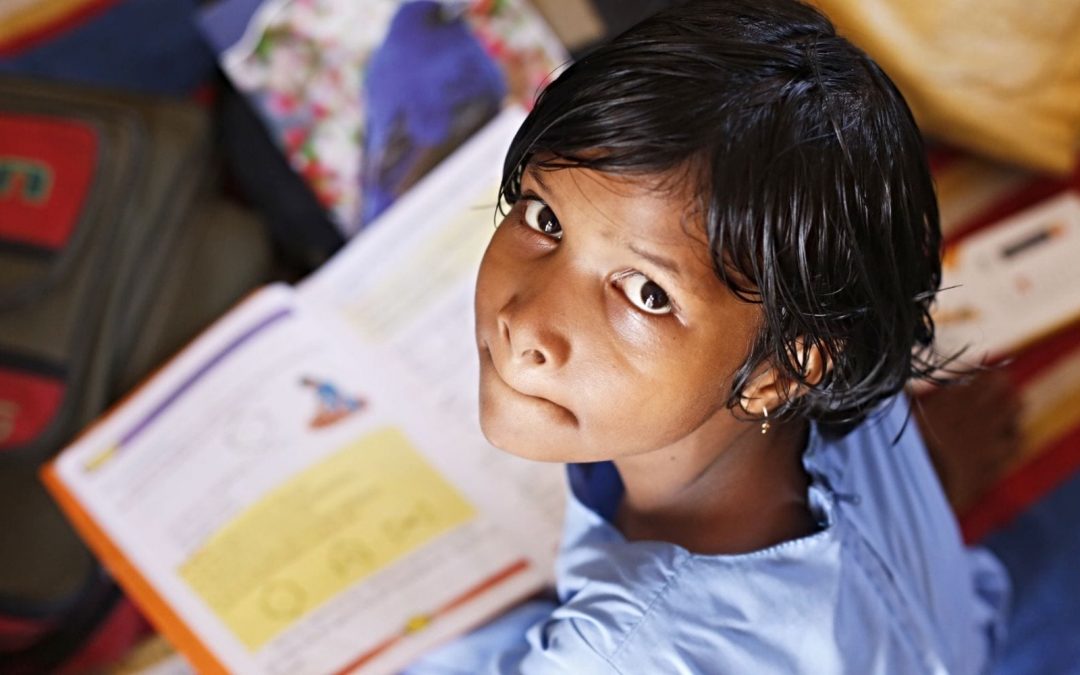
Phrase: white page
[{"left": 934, "top": 191, "right": 1080, "bottom": 362}]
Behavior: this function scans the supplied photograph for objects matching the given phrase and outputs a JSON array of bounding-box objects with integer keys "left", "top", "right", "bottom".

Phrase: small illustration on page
[{"left": 300, "top": 376, "right": 366, "bottom": 428}]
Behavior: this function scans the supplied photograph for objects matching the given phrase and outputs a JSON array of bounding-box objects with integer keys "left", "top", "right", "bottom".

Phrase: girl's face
[{"left": 475, "top": 163, "right": 762, "bottom": 463}]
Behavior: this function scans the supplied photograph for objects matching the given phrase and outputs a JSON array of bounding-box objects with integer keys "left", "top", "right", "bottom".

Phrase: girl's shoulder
[{"left": 552, "top": 396, "right": 1006, "bottom": 674}]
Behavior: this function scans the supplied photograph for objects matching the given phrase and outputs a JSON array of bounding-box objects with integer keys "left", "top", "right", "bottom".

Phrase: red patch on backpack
[
  {"left": 0, "top": 115, "right": 98, "bottom": 251},
  {"left": 0, "top": 367, "right": 65, "bottom": 450}
]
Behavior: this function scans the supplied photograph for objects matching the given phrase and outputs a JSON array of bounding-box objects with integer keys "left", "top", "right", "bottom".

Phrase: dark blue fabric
[
  {"left": 0, "top": 0, "right": 214, "bottom": 96},
  {"left": 566, "top": 461, "right": 624, "bottom": 524},
  {"left": 197, "top": 0, "right": 262, "bottom": 56},
  {"left": 987, "top": 470, "right": 1080, "bottom": 675}
]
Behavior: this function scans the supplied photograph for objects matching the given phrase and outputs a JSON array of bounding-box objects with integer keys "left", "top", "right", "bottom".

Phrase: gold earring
[{"left": 761, "top": 406, "right": 770, "bottom": 435}]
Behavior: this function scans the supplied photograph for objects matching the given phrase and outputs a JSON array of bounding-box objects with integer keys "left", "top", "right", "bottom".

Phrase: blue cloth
[
  {"left": 986, "top": 469, "right": 1080, "bottom": 674},
  {"left": 0, "top": 0, "right": 214, "bottom": 96},
  {"left": 408, "top": 398, "right": 1009, "bottom": 673}
]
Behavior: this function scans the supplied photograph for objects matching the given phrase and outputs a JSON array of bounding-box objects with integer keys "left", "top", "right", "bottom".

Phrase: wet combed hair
[{"left": 499, "top": 0, "right": 945, "bottom": 435}]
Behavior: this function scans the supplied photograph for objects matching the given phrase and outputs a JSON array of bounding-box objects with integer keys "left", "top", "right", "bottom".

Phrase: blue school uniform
[{"left": 408, "top": 397, "right": 1009, "bottom": 674}]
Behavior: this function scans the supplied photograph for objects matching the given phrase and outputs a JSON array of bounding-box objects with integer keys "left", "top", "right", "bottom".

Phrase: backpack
[{"left": 0, "top": 76, "right": 274, "bottom": 673}]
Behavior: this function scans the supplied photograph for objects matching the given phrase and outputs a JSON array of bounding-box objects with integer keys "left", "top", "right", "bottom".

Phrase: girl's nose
[{"left": 497, "top": 293, "right": 571, "bottom": 370}]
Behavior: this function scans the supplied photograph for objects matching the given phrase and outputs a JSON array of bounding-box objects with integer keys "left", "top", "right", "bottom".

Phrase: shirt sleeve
[
  {"left": 402, "top": 599, "right": 622, "bottom": 675},
  {"left": 497, "top": 614, "right": 623, "bottom": 674}
]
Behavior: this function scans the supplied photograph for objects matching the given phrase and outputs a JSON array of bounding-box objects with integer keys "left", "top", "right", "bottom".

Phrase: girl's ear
[{"left": 739, "top": 340, "right": 829, "bottom": 415}]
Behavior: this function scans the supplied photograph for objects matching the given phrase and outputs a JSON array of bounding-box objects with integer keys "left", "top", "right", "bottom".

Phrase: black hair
[{"left": 499, "top": 0, "right": 945, "bottom": 434}]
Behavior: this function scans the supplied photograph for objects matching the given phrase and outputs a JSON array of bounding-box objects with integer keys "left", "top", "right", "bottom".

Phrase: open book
[{"left": 43, "top": 108, "right": 566, "bottom": 675}]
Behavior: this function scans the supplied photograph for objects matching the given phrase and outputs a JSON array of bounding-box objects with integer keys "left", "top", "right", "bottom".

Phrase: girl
[{"left": 411, "top": 0, "right": 1007, "bottom": 671}]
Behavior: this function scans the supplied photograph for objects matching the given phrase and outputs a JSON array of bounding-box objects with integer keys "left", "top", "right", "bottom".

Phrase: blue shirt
[{"left": 408, "top": 398, "right": 1009, "bottom": 673}]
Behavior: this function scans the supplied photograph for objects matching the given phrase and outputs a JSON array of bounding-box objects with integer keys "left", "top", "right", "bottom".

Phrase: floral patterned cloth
[{"left": 203, "top": 0, "right": 565, "bottom": 236}]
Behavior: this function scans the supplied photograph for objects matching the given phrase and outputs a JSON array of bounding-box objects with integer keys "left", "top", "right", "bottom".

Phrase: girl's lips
[{"left": 481, "top": 345, "right": 578, "bottom": 425}]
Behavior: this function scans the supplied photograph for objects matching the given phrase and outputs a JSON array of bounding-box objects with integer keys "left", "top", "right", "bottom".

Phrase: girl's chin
[
  {"left": 477, "top": 368, "right": 583, "bottom": 462},
  {"left": 478, "top": 416, "right": 577, "bottom": 463}
]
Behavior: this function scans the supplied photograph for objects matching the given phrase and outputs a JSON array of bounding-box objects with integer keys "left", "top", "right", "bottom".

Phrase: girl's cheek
[
  {"left": 476, "top": 245, "right": 517, "bottom": 321},
  {"left": 480, "top": 230, "right": 527, "bottom": 292},
  {"left": 604, "top": 287, "right": 672, "bottom": 363}
]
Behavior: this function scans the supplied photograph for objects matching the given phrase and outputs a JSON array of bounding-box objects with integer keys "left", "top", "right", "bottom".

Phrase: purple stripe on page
[{"left": 119, "top": 307, "right": 293, "bottom": 447}]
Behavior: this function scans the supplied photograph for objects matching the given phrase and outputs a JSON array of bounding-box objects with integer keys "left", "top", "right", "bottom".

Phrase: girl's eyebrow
[
  {"left": 627, "top": 242, "right": 684, "bottom": 282},
  {"left": 523, "top": 166, "right": 552, "bottom": 196}
]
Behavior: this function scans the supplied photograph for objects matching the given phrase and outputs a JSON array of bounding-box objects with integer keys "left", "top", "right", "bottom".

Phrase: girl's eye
[
  {"left": 619, "top": 272, "right": 673, "bottom": 315},
  {"left": 523, "top": 199, "right": 562, "bottom": 240}
]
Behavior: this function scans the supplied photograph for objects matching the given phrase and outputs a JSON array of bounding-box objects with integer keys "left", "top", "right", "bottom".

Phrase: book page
[
  {"left": 299, "top": 107, "right": 567, "bottom": 568},
  {"left": 52, "top": 284, "right": 554, "bottom": 675},
  {"left": 934, "top": 191, "right": 1080, "bottom": 362}
]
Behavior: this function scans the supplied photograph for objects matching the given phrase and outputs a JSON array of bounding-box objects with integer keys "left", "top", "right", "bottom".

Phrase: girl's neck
[{"left": 613, "top": 416, "right": 818, "bottom": 555}]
